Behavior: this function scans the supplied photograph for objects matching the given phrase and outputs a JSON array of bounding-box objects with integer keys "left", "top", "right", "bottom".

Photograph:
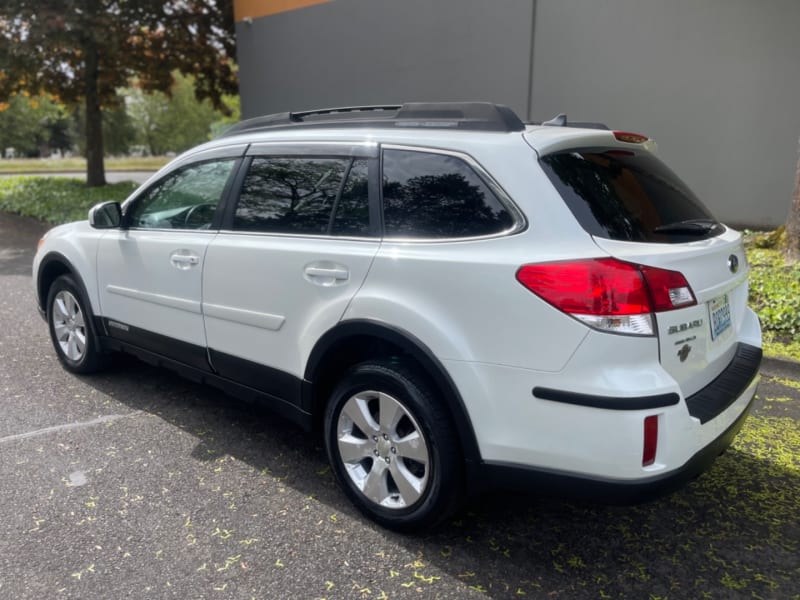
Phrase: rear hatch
[{"left": 531, "top": 134, "right": 749, "bottom": 398}]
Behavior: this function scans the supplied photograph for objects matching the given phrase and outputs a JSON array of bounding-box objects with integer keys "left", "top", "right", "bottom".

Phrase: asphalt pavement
[
  {"left": 1, "top": 211, "right": 798, "bottom": 599},
  {"left": 0, "top": 171, "right": 155, "bottom": 184}
]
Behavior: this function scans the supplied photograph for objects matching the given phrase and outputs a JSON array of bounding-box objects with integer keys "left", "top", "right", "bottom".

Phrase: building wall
[
  {"left": 235, "top": 0, "right": 534, "bottom": 119},
  {"left": 235, "top": 0, "right": 800, "bottom": 228},
  {"left": 530, "top": 0, "right": 800, "bottom": 228}
]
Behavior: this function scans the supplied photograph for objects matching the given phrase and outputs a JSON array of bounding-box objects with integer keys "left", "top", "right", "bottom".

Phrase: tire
[
  {"left": 324, "top": 360, "right": 462, "bottom": 532},
  {"left": 46, "top": 274, "right": 108, "bottom": 374}
]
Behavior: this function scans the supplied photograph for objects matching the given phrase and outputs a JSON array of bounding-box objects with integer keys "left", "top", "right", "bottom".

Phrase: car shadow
[{"left": 79, "top": 354, "right": 800, "bottom": 599}]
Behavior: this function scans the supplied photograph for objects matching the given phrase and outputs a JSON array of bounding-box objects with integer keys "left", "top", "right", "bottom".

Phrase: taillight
[
  {"left": 640, "top": 266, "right": 696, "bottom": 311},
  {"left": 642, "top": 415, "right": 659, "bottom": 466},
  {"left": 516, "top": 258, "right": 696, "bottom": 336},
  {"left": 613, "top": 131, "right": 649, "bottom": 144}
]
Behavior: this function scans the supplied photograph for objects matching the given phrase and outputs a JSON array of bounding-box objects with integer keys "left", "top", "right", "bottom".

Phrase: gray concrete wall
[
  {"left": 236, "top": 0, "right": 800, "bottom": 228},
  {"left": 236, "top": 0, "right": 534, "bottom": 119},
  {"left": 531, "top": 0, "right": 800, "bottom": 228}
]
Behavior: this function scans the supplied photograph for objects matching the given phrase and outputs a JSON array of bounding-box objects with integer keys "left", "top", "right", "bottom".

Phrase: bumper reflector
[{"left": 643, "top": 415, "right": 658, "bottom": 466}]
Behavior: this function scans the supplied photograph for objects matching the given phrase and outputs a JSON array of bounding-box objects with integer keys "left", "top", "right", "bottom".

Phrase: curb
[{"left": 760, "top": 355, "right": 800, "bottom": 380}]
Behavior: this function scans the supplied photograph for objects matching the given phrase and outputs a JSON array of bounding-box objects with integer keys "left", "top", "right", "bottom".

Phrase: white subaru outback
[{"left": 33, "top": 103, "right": 762, "bottom": 531}]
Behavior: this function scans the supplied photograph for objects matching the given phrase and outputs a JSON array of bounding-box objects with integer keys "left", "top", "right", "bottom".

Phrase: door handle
[
  {"left": 304, "top": 266, "right": 349, "bottom": 280},
  {"left": 170, "top": 251, "right": 199, "bottom": 269}
]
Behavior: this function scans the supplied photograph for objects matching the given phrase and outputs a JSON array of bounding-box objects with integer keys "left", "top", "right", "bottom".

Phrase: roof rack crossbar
[{"left": 218, "top": 102, "right": 526, "bottom": 138}]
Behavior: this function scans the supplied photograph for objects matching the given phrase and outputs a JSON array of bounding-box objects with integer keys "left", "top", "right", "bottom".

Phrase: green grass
[
  {"left": 0, "top": 176, "right": 137, "bottom": 224},
  {"left": 0, "top": 156, "right": 169, "bottom": 173},
  {"left": 744, "top": 234, "right": 800, "bottom": 363}
]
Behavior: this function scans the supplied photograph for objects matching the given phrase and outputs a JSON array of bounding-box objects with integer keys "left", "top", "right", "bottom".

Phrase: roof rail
[
  {"left": 533, "top": 113, "right": 610, "bottom": 130},
  {"left": 218, "top": 102, "right": 526, "bottom": 138}
]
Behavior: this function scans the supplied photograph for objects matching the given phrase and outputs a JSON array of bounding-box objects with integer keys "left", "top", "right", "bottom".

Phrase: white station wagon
[{"left": 33, "top": 103, "right": 762, "bottom": 531}]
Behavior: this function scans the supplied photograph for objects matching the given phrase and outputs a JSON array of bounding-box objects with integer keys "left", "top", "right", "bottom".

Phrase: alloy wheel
[{"left": 336, "top": 390, "right": 430, "bottom": 509}]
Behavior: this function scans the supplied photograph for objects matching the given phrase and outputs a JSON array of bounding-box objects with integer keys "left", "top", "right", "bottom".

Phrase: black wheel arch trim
[
  {"left": 37, "top": 252, "right": 105, "bottom": 341},
  {"left": 37, "top": 251, "right": 78, "bottom": 310},
  {"left": 305, "top": 319, "right": 483, "bottom": 474}
]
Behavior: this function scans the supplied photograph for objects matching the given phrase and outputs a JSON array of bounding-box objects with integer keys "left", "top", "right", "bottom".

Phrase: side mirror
[{"left": 88, "top": 201, "right": 122, "bottom": 229}]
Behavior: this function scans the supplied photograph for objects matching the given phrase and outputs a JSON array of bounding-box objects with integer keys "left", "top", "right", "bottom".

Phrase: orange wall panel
[{"left": 234, "top": 0, "right": 332, "bottom": 22}]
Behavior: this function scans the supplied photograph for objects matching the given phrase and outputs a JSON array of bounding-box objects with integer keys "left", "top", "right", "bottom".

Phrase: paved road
[
  {"left": 1, "top": 211, "right": 798, "bottom": 599},
  {"left": 1, "top": 171, "right": 155, "bottom": 184}
]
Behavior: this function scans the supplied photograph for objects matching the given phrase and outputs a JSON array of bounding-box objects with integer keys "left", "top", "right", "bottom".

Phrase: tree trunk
[
  {"left": 787, "top": 136, "right": 800, "bottom": 262},
  {"left": 84, "top": 33, "right": 106, "bottom": 187}
]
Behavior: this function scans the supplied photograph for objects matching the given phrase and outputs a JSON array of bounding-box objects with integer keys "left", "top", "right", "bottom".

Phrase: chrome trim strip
[
  {"left": 246, "top": 140, "right": 379, "bottom": 158},
  {"left": 214, "top": 230, "right": 378, "bottom": 241}
]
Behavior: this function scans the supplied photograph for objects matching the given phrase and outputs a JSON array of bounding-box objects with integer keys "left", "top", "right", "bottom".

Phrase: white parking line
[{"left": 0, "top": 412, "right": 141, "bottom": 444}]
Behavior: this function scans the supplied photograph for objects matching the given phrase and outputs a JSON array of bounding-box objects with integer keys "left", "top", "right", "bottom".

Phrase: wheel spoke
[
  {"left": 361, "top": 463, "right": 389, "bottom": 504},
  {"left": 65, "top": 292, "right": 77, "bottom": 317},
  {"left": 341, "top": 396, "right": 379, "bottom": 436},
  {"left": 338, "top": 435, "right": 371, "bottom": 464},
  {"left": 394, "top": 431, "right": 429, "bottom": 465},
  {"left": 74, "top": 330, "right": 86, "bottom": 354},
  {"left": 66, "top": 334, "right": 79, "bottom": 360},
  {"left": 54, "top": 296, "right": 70, "bottom": 321},
  {"left": 72, "top": 309, "right": 85, "bottom": 328},
  {"left": 389, "top": 460, "right": 425, "bottom": 505},
  {"left": 53, "top": 322, "right": 70, "bottom": 341},
  {"left": 378, "top": 393, "right": 404, "bottom": 433}
]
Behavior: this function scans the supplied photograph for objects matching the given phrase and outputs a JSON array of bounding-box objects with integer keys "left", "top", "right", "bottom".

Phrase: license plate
[{"left": 709, "top": 293, "right": 732, "bottom": 340}]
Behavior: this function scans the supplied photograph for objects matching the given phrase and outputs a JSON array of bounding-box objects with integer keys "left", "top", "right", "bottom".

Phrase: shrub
[{"left": 0, "top": 176, "right": 137, "bottom": 224}]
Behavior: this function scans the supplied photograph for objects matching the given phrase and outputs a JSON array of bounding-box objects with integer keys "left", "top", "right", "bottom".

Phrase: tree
[
  {"left": 125, "top": 72, "right": 227, "bottom": 156},
  {"left": 73, "top": 104, "right": 137, "bottom": 157},
  {"left": 0, "top": 93, "right": 71, "bottom": 157},
  {"left": 787, "top": 137, "right": 800, "bottom": 262},
  {"left": 0, "top": 0, "right": 237, "bottom": 186}
]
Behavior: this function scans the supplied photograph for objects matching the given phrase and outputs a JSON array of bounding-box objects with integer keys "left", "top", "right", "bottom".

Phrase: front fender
[{"left": 33, "top": 222, "right": 103, "bottom": 315}]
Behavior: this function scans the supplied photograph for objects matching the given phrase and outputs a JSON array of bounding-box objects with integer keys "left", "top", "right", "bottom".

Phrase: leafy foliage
[
  {"left": 125, "top": 72, "right": 231, "bottom": 155},
  {"left": 0, "top": 0, "right": 237, "bottom": 184},
  {"left": 745, "top": 235, "right": 800, "bottom": 361},
  {"left": 0, "top": 1, "right": 236, "bottom": 109},
  {"left": 0, "top": 94, "right": 71, "bottom": 157},
  {"left": 0, "top": 176, "right": 136, "bottom": 224}
]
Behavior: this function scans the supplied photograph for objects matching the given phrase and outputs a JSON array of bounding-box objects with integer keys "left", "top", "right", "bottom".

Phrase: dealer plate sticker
[{"left": 709, "top": 293, "right": 732, "bottom": 340}]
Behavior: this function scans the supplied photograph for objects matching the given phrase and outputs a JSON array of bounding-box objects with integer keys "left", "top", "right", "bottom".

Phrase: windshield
[{"left": 540, "top": 149, "right": 722, "bottom": 243}]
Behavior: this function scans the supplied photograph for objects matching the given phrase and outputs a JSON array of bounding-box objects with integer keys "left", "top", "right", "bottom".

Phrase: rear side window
[
  {"left": 540, "top": 150, "right": 721, "bottom": 243},
  {"left": 233, "top": 157, "right": 370, "bottom": 235},
  {"left": 382, "top": 149, "right": 515, "bottom": 239}
]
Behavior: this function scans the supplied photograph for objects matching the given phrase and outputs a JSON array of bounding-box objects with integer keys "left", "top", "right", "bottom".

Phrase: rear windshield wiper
[{"left": 653, "top": 219, "right": 722, "bottom": 235}]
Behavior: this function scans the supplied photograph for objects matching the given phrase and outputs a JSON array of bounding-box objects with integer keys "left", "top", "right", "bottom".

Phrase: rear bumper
[
  {"left": 478, "top": 388, "right": 755, "bottom": 503},
  {"left": 474, "top": 344, "right": 761, "bottom": 502}
]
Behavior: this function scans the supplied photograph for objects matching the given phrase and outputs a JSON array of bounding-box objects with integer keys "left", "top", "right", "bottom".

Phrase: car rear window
[{"left": 540, "top": 149, "right": 722, "bottom": 243}]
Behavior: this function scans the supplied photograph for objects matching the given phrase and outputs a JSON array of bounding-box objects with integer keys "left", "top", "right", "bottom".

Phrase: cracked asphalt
[{"left": 1, "top": 211, "right": 798, "bottom": 599}]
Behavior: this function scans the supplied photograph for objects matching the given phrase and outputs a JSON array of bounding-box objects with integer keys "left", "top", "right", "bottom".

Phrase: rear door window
[
  {"left": 233, "top": 157, "right": 370, "bottom": 236},
  {"left": 540, "top": 149, "right": 723, "bottom": 243}
]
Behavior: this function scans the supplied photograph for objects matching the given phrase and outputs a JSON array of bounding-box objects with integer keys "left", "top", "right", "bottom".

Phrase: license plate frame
[{"left": 709, "top": 293, "right": 732, "bottom": 341}]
